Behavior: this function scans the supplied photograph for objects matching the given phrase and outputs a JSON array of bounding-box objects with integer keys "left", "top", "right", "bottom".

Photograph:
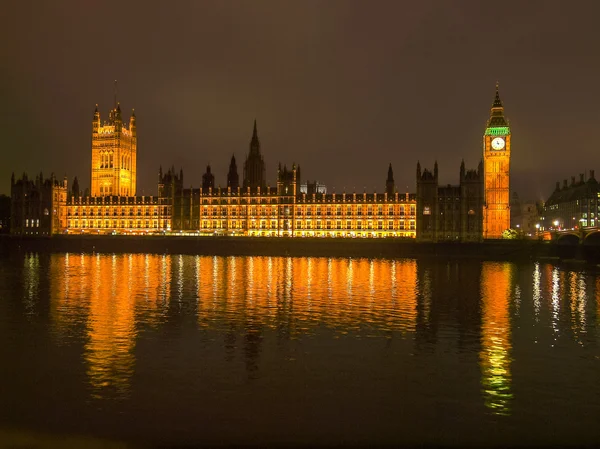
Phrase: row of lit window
[
  {"left": 68, "top": 220, "right": 169, "bottom": 229},
  {"left": 67, "top": 208, "right": 160, "bottom": 216},
  {"left": 197, "top": 196, "right": 415, "bottom": 205},
  {"left": 198, "top": 205, "right": 416, "bottom": 216},
  {"left": 68, "top": 198, "right": 159, "bottom": 205},
  {"left": 199, "top": 220, "right": 416, "bottom": 230}
]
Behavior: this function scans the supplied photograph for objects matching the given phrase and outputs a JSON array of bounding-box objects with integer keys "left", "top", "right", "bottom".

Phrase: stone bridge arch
[{"left": 556, "top": 232, "right": 580, "bottom": 245}]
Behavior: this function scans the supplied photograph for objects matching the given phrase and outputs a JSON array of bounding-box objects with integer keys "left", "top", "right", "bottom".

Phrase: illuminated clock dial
[{"left": 491, "top": 137, "right": 505, "bottom": 150}]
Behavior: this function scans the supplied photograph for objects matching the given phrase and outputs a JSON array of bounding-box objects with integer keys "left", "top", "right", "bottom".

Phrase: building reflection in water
[
  {"left": 479, "top": 262, "right": 514, "bottom": 416},
  {"left": 50, "top": 253, "right": 172, "bottom": 399}
]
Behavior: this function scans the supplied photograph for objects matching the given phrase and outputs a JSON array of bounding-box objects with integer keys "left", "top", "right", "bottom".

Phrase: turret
[
  {"left": 434, "top": 161, "right": 438, "bottom": 180},
  {"left": 417, "top": 161, "right": 421, "bottom": 179},
  {"left": 130, "top": 109, "right": 136, "bottom": 138},
  {"left": 250, "top": 119, "right": 260, "bottom": 155},
  {"left": 385, "top": 163, "right": 394, "bottom": 195},
  {"left": 114, "top": 103, "right": 122, "bottom": 132},
  {"left": 202, "top": 165, "right": 215, "bottom": 190},
  {"left": 460, "top": 159, "right": 465, "bottom": 181},
  {"left": 71, "top": 176, "right": 80, "bottom": 197},
  {"left": 243, "top": 119, "right": 266, "bottom": 191},
  {"left": 227, "top": 155, "right": 239, "bottom": 190},
  {"left": 92, "top": 104, "right": 100, "bottom": 134}
]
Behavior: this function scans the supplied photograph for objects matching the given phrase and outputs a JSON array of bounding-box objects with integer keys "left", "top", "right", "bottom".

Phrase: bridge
[{"left": 544, "top": 227, "right": 600, "bottom": 245}]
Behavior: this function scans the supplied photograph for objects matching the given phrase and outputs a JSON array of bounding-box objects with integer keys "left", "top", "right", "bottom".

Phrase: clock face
[{"left": 491, "top": 137, "right": 505, "bottom": 150}]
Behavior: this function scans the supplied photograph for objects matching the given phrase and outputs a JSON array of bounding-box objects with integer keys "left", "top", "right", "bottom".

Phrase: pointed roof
[
  {"left": 487, "top": 82, "right": 508, "bottom": 128},
  {"left": 492, "top": 82, "right": 503, "bottom": 108},
  {"left": 249, "top": 119, "right": 261, "bottom": 155}
]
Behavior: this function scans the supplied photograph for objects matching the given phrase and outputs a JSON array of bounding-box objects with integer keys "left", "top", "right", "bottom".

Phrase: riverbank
[{"left": 2, "top": 234, "right": 598, "bottom": 261}]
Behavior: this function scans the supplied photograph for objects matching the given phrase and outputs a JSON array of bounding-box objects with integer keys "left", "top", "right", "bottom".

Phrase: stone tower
[
  {"left": 243, "top": 120, "right": 266, "bottom": 191},
  {"left": 91, "top": 102, "right": 137, "bottom": 197},
  {"left": 483, "top": 83, "right": 511, "bottom": 238}
]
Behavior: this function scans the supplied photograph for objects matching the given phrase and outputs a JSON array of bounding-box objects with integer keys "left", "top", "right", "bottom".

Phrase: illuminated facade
[
  {"left": 56, "top": 119, "right": 417, "bottom": 237},
  {"left": 66, "top": 195, "right": 168, "bottom": 234},
  {"left": 415, "top": 160, "right": 484, "bottom": 242},
  {"left": 159, "top": 123, "right": 417, "bottom": 237},
  {"left": 540, "top": 170, "right": 600, "bottom": 231},
  {"left": 483, "top": 84, "right": 511, "bottom": 239},
  {"left": 91, "top": 103, "right": 137, "bottom": 197}
]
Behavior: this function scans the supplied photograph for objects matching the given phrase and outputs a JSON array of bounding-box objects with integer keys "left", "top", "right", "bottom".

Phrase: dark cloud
[{"left": 2, "top": 0, "right": 600, "bottom": 200}]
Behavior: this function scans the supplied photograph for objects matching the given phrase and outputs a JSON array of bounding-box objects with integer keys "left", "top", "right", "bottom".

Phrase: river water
[{"left": 0, "top": 253, "right": 599, "bottom": 446}]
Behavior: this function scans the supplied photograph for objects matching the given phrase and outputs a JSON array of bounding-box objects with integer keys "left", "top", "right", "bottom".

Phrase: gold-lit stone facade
[
  {"left": 13, "top": 87, "right": 514, "bottom": 239},
  {"left": 190, "top": 190, "right": 416, "bottom": 238},
  {"left": 483, "top": 84, "right": 511, "bottom": 239},
  {"left": 91, "top": 104, "right": 137, "bottom": 197},
  {"left": 66, "top": 196, "right": 170, "bottom": 234}
]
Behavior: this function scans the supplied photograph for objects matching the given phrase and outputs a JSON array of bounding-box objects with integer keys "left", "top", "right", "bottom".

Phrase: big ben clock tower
[{"left": 483, "top": 83, "right": 511, "bottom": 239}]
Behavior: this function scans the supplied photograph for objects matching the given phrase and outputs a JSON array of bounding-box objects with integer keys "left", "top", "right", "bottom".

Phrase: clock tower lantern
[{"left": 483, "top": 83, "right": 511, "bottom": 239}]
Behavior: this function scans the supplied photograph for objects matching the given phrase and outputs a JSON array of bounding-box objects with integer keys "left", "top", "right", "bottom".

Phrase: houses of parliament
[{"left": 9, "top": 85, "right": 512, "bottom": 240}]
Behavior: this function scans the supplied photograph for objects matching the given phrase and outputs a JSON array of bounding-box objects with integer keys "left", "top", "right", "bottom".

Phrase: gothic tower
[
  {"left": 202, "top": 165, "right": 215, "bottom": 190},
  {"left": 243, "top": 120, "right": 266, "bottom": 191},
  {"left": 91, "top": 102, "right": 137, "bottom": 197},
  {"left": 227, "top": 155, "right": 240, "bottom": 190},
  {"left": 483, "top": 83, "right": 511, "bottom": 239},
  {"left": 385, "top": 163, "right": 395, "bottom": 195}
]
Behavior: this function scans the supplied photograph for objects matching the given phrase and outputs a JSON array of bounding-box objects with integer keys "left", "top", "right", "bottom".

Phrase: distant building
[
  {"left": 0, "top": 194, "right": 10, "bottom": 233},
  {"left": 540, "top": 171, "right": 600, "bottom": 231},
  {"left": 10, "top": 172, "right": 67, "bottom": 235},
  {"left": 510, "top": 192, "right": 541, "bottom": 236},
  {"left": 416, "top": 160, "right": 484, "bottom": 242}
]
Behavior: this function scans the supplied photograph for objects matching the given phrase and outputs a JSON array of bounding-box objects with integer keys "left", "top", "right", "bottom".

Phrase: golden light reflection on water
[
  {"left": 50, "top": 253, "right": 172, "bottom": 399},
  {"left": 42, "top": 253, "right": 600, "bottom": 409},
  {"left": 479, "top": 262, "right": 513, "bottom": 416},
  {"left": 194, "top": 256, "right": 419, "bottom": 336}
]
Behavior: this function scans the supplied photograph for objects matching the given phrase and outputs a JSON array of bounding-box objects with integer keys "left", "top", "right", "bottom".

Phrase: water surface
[{"left": 1, "top": 253, "right": 599, "bottom": 446}]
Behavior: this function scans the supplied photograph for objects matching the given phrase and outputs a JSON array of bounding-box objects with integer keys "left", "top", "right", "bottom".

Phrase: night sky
[{"left": 3, "top": 0, "right": 600, "bottom": 200}]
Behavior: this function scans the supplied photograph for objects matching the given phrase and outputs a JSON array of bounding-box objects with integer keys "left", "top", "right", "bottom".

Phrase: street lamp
[{"left": 553, "top": 220, "right": 559, "bottom": 230}]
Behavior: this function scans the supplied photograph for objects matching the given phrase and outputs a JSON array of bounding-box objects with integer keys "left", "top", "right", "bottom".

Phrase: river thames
[{"left": 1, "top": 252, "right": 599, "bottom": 446}]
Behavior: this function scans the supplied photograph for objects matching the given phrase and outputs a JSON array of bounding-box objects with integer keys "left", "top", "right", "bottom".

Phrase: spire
[
  {"left": 202, "top": 164, "right": 215, "bottom": 190},
  {"left": 386, "top": 163, "right": 394, "bottom": 195},
  {"left": 227, "top": 154, "right": 239, "bottom": 190},
  {"left": 487, "top": 82, "right": 508, "bottom": 128},
  {"left": 492, "top": 81, "right": 503, "bottom": 109},
  {"left": 249, "top": 119, "right": 260, "bottom": 155},
  {"left": 114, "top": 79, "right": 118, "bottom": 110}
]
